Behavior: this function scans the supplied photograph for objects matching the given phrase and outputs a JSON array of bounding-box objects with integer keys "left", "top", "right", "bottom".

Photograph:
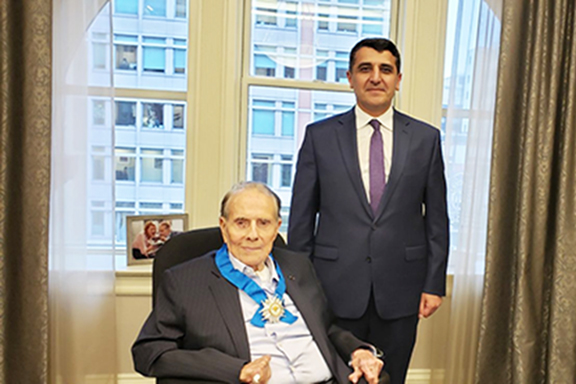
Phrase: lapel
[
  {"left": 375, "top": 109, "right": 412, "bottom": 218},
  {"left": 335, "top": 109, "right": 373, "bottom": 218},
  {"left": 207, "top": 261, "right": 251, "bottom": 360}
]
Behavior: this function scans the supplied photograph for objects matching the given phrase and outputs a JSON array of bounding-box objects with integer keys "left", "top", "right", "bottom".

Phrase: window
[
  {"left": 115, "top": 0, "right": 138, "bottom": 15},
  {"left": 337, "top": 8, "right": 357, "bottom": 32},
  {"left": 115, "top": 35, "right": 138, "bottom": 70},
  {"left": 142, "top": 103, "right": 164, "bottom": 128},
  {"left": 141, "top": 148, "right": 164, "bottom": 182},
  {"left": 143, "top": 37, "right": 166, "bottom": 73},
  {"left": 281, "top": 102, "right": 295, "bottom": 136},
  {"left": 170, "top": 149, "right": 184, "bottom": 183},
  {"left": 251, "top": 154, "right": 273, "bottom": 184},
  {"left": 144, "top": 0, "right": 167, "bottom": 17},
  {"left": 115, "top": 101, "right": 136, "bottom": 126},
  {"left": 316, "top": 50, "right": 329, "bottom": 81},
  {"left": 173, "top": 39, "right": 186, "bottom": 74},
  {"left": 92, "top": 33, "right": 108, "bottom": 70},
  {"left": 92, "top": 146, "right": 106, "bottom": 181},
  {"left": 283, "top": 1, "right": 297, "bottom": 28},
  {"left": 252, "top": 100, "right": 275, "bottom": 135},
  {"left": 335, "top": 51, "right": 348, "bottom": 83},
  {"left": 255, "top": 0, "right": 278, "bottom": 26},
  {"left": 175, "top": 0, "right": 187, "bottom": 18},
  {"left": 317, "top": 10, "right": 329, "bottom": 31},
  {"left": 115, "top": 147, "right": 136, "bottom": 181},
  {"left": 173, "top": 104, "right": 185, "bottom": 129},
  {"left": 93, "top": 100, "right": 106, "bottom": 125},
  {"left": 280, "top": 155, "right": 293, "bottom": 187},
  {"left": 254, "top": 46, "right": 277, "bottom": 77}
]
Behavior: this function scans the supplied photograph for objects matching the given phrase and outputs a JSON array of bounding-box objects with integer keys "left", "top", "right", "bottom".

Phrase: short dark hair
[
  {"left": 349, "top": 38, "right": 401, "bottom": 73},
  {"left": 220, "top": 182, "right": 282, "bottom": 219}
]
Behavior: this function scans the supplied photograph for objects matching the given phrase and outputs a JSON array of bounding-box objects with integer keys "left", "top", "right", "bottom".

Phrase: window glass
[
  {"left": 115, "top": 148, "right": 136, "bottom": 181},
  {"left": 144, "top": 0, "right": 167, "bottom": 17},
  {"left": 251, "top": 154, "right": 273, "bottom": 184},
  {"left": 141, "top": 149, "right": 164, "bottom": 182},
  {"left": 252, "top": 102, "right": 275, "bottom": 135},
  {"left": 115, "top": 0, "right": 138, "bottom": 14},
  {"left": 175, "top": 0, "right": 187, "bottom": 18},
  {"left": 173, "top": 104, "right": 184, "bottom": 128},
  {"left": 93, "top": 100, "right": 106, "bottom": 125},
  {"left": 174, "top": 48, "right": 186, "bottom": 74},
  {"left": 115, "top": 101, "right": 136, "bottom": 126},
  {"left": 142, "top": 103, "right": 164, "bottom": 128}
]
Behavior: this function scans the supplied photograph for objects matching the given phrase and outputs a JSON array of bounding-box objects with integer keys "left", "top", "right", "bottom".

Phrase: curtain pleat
[
  {"left": 0, "top": 0, "right": 51, "bottom": 383},
  {"left": 476, "top": 0, "right": 576, "bottom": 383}
]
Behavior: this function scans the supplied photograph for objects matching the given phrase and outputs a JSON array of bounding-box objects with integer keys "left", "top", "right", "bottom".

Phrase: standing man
[{"left": 288, "top": 38, "right": 449, "bottom": 384}]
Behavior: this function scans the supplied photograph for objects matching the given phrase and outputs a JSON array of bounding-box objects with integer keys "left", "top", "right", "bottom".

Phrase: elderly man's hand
[
  {"left": 348, "top": 348, "right": 384, "bottom": 384},
  {"left": 239, "top": 355, "right": 271, "bottom": 383}
]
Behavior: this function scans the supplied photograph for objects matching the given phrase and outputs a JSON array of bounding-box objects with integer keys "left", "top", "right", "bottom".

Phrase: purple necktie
[{"left": 369, "top": 119, "right": 385, "bottom": 214}]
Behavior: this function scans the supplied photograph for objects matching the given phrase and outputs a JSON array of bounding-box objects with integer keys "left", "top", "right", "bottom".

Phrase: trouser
[{"left": 335, "top": 293, "right": 419, "bottom": 384}]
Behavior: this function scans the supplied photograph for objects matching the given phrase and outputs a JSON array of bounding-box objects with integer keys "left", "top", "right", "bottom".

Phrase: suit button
[{"left": 366, "top": 257, "right": 372, "bottom": 263}]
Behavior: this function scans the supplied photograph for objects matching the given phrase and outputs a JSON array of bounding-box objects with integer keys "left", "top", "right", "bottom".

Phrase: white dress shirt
[
  {"left": 354, "top": 105, "right": 394, "bottom": 203},
  {"left": 228, "top": 253, "right": 333, "bottom": 384}
]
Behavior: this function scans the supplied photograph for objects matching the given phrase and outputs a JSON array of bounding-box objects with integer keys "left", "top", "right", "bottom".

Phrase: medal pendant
[{"left": 260, "top": 295, "right": 285, "bottom": 323}]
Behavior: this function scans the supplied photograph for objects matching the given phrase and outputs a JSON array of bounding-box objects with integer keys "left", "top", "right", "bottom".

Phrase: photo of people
[{"left": 127, "top": 214, "right": 188, "bottom": 265}]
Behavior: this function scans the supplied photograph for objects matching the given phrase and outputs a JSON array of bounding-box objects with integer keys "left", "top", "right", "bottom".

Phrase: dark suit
[
  {"left": 132, "top": 247, "right": 373, "bottom": 383},
  {"left": 288, "top": 108, "right": 449, "bottom": 382}
]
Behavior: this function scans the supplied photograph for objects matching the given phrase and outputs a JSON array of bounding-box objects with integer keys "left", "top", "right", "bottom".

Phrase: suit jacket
[
  {"left": 132, "top": 247, "right": 368, "bottom": 383},
  {"left": 288, "top": 108, "right": 449, "bottom": 320}
]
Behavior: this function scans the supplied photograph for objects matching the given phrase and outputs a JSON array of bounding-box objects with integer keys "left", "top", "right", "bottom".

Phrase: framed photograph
[{"left": 127, "top": 214, "right": 189, "bottom": 265}]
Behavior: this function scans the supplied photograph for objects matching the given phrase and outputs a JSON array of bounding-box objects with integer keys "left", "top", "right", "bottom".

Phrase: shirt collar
[
  {"left": 354, "top": 105, "right": 394, "bottom": 132},
  {"left": 228, "top": 252, "right": 278, "bottom": 284}
]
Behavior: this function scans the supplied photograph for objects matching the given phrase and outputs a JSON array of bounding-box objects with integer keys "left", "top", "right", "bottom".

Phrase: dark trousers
[{"left": 335, "top": 293, "right": 419, "bottom": 384}]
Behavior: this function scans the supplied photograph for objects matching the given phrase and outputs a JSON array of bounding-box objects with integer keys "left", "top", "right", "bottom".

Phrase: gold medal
[{"left": 260, "top": 295, "right": 285, "bottom": 323}]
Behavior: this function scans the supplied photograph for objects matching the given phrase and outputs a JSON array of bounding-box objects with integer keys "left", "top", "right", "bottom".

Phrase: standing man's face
[{"left": 347, "top": 47, "right": 402, "bottom": 117}]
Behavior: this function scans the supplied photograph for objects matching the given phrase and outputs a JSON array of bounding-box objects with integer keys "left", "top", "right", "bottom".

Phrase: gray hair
[{"left": 220, "top": 182, "right": 282, "bottom": 219}]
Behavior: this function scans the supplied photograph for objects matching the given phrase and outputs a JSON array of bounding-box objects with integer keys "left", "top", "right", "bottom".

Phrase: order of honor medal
[{"left": 260, "top": 295, "right": 285, "bottom": 323}]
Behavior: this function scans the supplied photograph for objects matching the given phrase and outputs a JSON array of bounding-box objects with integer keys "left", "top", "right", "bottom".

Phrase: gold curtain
[
  {"left": 476, "top": 0, "right": 576, "bottom": 383},
  {"left": 0, "top": 0, "right": 51, "bottom": 383}
]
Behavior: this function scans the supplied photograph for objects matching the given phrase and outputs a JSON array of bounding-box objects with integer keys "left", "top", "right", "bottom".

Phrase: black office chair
[
  {"left": 151, "top": 227, "right": 388, "bottom": 384},
  {"left": 152, "top": 226, "right": 286, "bottom": 308}
]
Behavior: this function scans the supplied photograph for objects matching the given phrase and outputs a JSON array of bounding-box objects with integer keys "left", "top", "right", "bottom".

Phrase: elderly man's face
[{"left": 219, "top": 188, "right": 281, "bottom": 271}]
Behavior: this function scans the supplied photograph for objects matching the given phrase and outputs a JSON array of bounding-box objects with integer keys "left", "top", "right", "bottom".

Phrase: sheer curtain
[
  {"left": 436, "top": 0, "right": 502, "bottom": 383},
  {"left": 50, "top": 0, "right": 117, "bottom": 382}
]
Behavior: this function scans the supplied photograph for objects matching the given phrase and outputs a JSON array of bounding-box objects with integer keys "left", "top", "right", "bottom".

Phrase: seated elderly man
[{"left": 132, "top": 182, "right": 386, "bottom": 384}]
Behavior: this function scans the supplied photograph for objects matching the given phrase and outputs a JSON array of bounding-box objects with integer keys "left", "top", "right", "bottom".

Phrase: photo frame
[{"left": 127, "top": 214, "right": 189, "bottom": 265}]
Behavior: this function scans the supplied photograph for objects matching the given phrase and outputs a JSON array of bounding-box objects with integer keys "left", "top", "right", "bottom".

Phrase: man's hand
[
  {"left": 419, "top": 293, "right": 443, "bottom": 319},
  {"left": 348, "top": 348, "right": 384, "bottom": 384},
  {"left": 239, "top": 355, "right": 271, "bottom": 383}
]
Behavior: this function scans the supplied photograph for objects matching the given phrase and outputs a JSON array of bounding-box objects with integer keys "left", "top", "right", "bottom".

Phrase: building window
[
  {"left": 143, "top": 37, "right": 166, "bottom": 73},
  {"left": 254, "top": 54, "right": 276, "bottom": 77},
  {"left": 280, "top": 155, "right": 293, "bottom": 187},
  {"left": 115, "top": 101, "right": 136, "bottom": 126},
  {"left": 316, "top": 50, "right": 328, "bottom": 81},
  {"left": 115, "top": 34, "right": 138, "bottom": 70},
  {"left": 173, "top": 104, "right": 184, "bottom": 129},
  {"left": 255, "top": 5, "right": 277, "bottom": 26},
  {"left": 362, "top": 15, "right": 384, "bottom": 36},
  {"left": 144, "top": 0, "right": 167, "bottom": 17},
  {"left": 284, "top": 1, "right": 297, "bottom": 28},
  {"left": 175, "top": 0, "right": 187, "bottom": 18},
  {"left": 173, "top": 39, "right": 186, "bottom": 74},
  {"left": 141, "top": 148, "right": 164, "bottom": 182},
  {"left": 281, "top": 102, "right": 295, "bottom": 137},
  {"left": 170, "top": 149, "right": 184, "bottom": 184},
  {"left": 142, "top": 103, "right": 164, "bottom": 128},
  {"left": 335, "top": 51, "right": 348, "bottom": 83},
  {"left": 92, "top": 146, "right": 106, "bottom": 181},
  {"left": 91, "top": 209, "right": 106, "bottom": 236},
  {"left": 252, "top": 100, "right": 275, "bottom": 135},
  {"left": 251, "top": 154, "right": 273, "bottom": 184},
  {"left": 115, "top": 147, "right": 136, "bottom": 181},
  {"left": 337, "top": 9, "right": 357, "bottom": 32},
  {"left": 115, "top": 0, "right": 138, "bottom": 15},
  {"left": 317, "top": 9, "right": 329, "bottom": 31},
  {"left": 93, "top": 100, "right": 106, "bottom": 125}
]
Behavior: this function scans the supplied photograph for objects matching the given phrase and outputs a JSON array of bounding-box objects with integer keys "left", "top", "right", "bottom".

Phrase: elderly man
[{"left": 132, "top": 182, "right": 386, "bottom": 384}]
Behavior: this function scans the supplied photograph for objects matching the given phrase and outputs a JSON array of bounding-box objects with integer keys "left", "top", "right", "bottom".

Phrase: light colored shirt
[
  {"left": 228, "top": 253, "right": 332, "bottom": 384},
  {"left": 355, "top": 105, "right": 394, "bottom": 202}
]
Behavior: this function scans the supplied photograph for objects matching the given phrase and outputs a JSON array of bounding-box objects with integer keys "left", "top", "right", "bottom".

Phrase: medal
[{"left": 260, "top": 295, "right": 285, "bottom": 323}]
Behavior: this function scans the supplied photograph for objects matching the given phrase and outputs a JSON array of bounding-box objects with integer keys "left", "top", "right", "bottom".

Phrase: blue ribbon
[{"left": 215, "top": 244, "right": 297, "bottom": 327}]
